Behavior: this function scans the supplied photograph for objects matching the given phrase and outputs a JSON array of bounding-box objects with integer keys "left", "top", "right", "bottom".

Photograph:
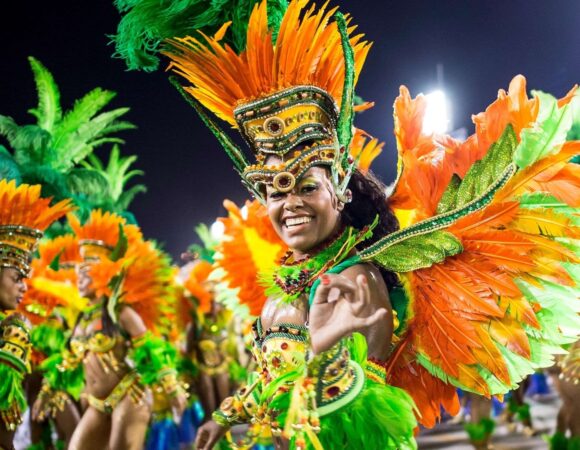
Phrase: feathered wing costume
[
  {"left": 111, "top": 0, "right": 580, "bottom": 447},
  {"left": 354, "top": 78, "right": 580, "bottom": 427}
]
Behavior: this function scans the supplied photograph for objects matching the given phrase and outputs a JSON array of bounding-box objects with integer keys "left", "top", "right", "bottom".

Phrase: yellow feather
[{"left": 510, "top": 208, "right": 580, "bottom": 238}]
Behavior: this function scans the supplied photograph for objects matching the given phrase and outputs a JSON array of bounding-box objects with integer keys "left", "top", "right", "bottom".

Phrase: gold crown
[
  {"left": 78, "top": 239, "right": 114, "bottom": 264},
  {"left": 0, "top": 226, "right": 43, "bottom": 276},
  {"left": 0, "top": 179, "right": 73, "bottom": 276},
  {"left": 235, "top": 86, "right": 338, "bottom": 155},
  {"left": 234, "top": 85, "right": 346, "bottom": 195}
]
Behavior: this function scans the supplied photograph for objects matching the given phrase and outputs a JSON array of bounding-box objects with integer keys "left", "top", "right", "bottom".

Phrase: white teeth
[{"left": 285, "top": 216, "right": 313, "bottom": 227}]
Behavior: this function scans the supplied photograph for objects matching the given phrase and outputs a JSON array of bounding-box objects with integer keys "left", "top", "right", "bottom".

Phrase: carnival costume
[
  {"left": 12, "top": 234, "right": 87, "bottom": 450},
  {"left": 112, "top": 0, "right": 580, "bottom": 448},
  {"left": 37, "top": 210, "right": 184, "bottom": 422},
  {"left": 0, "top": 179, "right": 72, "bottom": 433}
]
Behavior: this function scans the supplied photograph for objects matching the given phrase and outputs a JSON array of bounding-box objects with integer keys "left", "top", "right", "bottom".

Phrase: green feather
[
  {"left": 66, "top": 168, "right": 111, "bottom": 204},
  {"left": 314, "top": 379, "right": 417, "bottom": 450},
  {"left": 436, "top": 174, "right": 461, "bottom": 214},
  {"left": 464, "top": 418, "right": 495, "bottom": 442},
  {"left": 514, "top": 90, "right": 573, "bottom": 168},
  {"left": 112, "top": 0, "right": 288, "bottom": 72},
  {"left": 110, "top": 224, "right": 129, "bottom": 262},
  {"left": 335, "top": 12, "right": 355, "bottom": 154},
  {"left": 455, "top": 124, "right": 517, "bottom": 208},
  {"left": 0, "top": 363, "right": 26, "bottom": 411},
  {"left": 81, "top": 144, "right": 147, "bottom": 212},
  {"left": 130, "top": 333, "right": 177, "bottom": 385},
  {"left": 30, "top": 323, "right": 66, "bottom": 357},
  {"left": 370, "top": 230, "right": 463, "bottom": 273},
  {"left": 0, "top": 146, "right": 21, "bottom": 183},
  {"left": 39, "top": 353, "right": 85, "bottom": 400}
]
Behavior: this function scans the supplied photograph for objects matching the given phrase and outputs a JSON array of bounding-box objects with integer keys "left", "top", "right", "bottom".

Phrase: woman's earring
[{"left": 344, "top": 189, "right": 353, "bottom": 203}]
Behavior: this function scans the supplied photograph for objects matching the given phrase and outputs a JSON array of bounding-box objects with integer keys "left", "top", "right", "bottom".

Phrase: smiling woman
[
  {"left": 109, "top": 0, "right": 580, "bottom": 449},
  {"left": 156, "top": 1, "right": 419, "bottom": 447}
]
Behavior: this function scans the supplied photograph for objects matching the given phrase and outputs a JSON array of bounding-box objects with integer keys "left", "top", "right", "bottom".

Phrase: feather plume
[
  {"left": 165, "top": 0, "right": 370, "bottom": 125},
  {"left": 0, "top": 179, "right": 73, "bottom": 231},
  {"left": 213, "top": 199, "right": 286, "bottom": 316}
]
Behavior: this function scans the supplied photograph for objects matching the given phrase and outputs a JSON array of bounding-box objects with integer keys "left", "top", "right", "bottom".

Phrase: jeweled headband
[{"left": 0, "top": 226, "right": 43, "bottom": 277}]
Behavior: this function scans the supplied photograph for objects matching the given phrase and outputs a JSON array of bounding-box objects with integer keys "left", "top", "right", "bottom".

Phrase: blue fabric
[
  {"left": 491, "top": 396, "right": 506, "bottom": 417},
  {"left": 526, "top": 372, "right": 550, "bottom": 396},
  {"left": 146, "top": 418, "right": 179, "bottom": 450},
  {"left": 192, "top": 400, "right": 205, "bottom": 426},
  {"left": 176, "top": 401, "right": 205, "bottom": 444}
]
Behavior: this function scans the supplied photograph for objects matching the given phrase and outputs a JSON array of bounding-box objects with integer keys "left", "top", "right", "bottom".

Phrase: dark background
[{"left": 2, "top": 0, "right": 579, "bottom": 259}]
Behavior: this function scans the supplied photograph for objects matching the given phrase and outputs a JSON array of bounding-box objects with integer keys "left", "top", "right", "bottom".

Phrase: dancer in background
[
  {"left": 36, "top": 210, "right": 187, "bottom": 450},
  {"left": 0, "top": 179, "right": 72, "bottom": 450},
  {"left": 19, "top": 235, "right": 85, "bottom": 450}
]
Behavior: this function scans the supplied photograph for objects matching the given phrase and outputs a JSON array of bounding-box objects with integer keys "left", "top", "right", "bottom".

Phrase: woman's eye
[
  {"left": 300, "top": 184, "right": 317, "bottom": 194},
  {"left": 268, "top": 191, "right": 284, "bottom": 199}
]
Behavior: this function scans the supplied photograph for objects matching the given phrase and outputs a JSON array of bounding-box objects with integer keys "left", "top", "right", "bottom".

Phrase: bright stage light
[
  {"left": 422, "top": 90, "right": 451, "bottom": 134},
  {"left": 210, "top": 220, "right": 225, "bottom": 239}
]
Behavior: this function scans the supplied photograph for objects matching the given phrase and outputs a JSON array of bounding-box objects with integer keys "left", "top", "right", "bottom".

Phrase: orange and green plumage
[
  {"left": 164, "top": 0, "right": 371, "bottom": 126},
  {"left": 213, "top": 199, "right": 287, "bottom": 317},
  {"left": 379, "top": 76, "right": 580, "bottom": 427}
]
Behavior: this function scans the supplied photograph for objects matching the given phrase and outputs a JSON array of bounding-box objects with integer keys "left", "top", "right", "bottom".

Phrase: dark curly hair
[{"left": 342, "top": 169, "right": 400, "bottom": 289}]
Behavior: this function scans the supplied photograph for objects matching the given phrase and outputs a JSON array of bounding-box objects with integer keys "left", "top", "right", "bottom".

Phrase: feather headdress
[
  {"left": 0, "top": 179, "right": 73, "bottom": 276},
  {"left": 113, "top": 0, "right": 376, "bottom": 200}
]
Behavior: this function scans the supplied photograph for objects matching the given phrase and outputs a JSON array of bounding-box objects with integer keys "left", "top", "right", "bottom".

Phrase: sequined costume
[
  {"left": 111, "top": 0, "right": 580, "bottom": 448},
  {"left": 0, "top": 180, "right": 72, "bottom": 437},
  {"left": 40, "top": 211, "right": 185, "bottom": 423}
]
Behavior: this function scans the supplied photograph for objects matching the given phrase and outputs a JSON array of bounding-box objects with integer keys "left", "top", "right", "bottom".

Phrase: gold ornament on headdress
[
  {"left": 166, "top": 0, "right": 371, "bottom": 202},
  {"left": 0, "top": 179, "right": 73, "bottom": 276},
  {"left": 68, "top": 210, "right": 141, "bottom": 265}
]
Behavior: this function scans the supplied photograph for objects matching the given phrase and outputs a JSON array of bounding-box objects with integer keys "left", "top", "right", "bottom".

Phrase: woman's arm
[{"left": 119, "top": 305, "right": 188, "bottom": 418}]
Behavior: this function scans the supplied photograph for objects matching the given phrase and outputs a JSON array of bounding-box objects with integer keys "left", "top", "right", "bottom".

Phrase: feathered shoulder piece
[
  {"left": 182, "top": 259, "right": 214, "bottom": 315},
  {"left": 0, "top": 179, "right": 73, "bottom": 276},
  {"left": 351, "top": 76, "right": 580, "bottom": 427},
  {"left": 212, "top": 199, "right": 287, "bottom": 317},
  {"left": 69, "top": 210, "right": 174, "bottom": 334},
  {"left": 18, "top": 234, "right": 85, "bottom": 324},
  {"left": 114, "top": 239, "right": 176, "bottom": 336}
]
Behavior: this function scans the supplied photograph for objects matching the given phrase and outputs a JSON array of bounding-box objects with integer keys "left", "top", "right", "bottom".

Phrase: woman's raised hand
[{"left": 309, "top": 273, "right": 387, "bottom": 354}]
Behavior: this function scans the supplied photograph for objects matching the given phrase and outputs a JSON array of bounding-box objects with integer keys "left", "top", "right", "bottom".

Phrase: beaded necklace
[{"left": 263, "top": 219, "right": 376, "bottom": 304}]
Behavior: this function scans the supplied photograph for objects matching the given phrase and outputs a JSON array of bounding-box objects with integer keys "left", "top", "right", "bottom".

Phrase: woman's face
[
  {"left": 266, "top": 164, "right": 343, "bottom": 256},
  {"left": 0, "top": 267, "right": 27, "bottom": 311},
  {"left": 76, "top": 264, "right": 96, "bottom": 299}
]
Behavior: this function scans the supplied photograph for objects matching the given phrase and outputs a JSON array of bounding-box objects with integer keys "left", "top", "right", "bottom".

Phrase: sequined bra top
[
  {"left": 251, "top": 318, "right": 364, "bottom": 413},
  {"left": 70, "top": 306, "right": 126, "bottom": 374}
]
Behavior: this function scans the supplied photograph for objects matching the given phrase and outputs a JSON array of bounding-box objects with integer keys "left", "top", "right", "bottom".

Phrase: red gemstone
[
  {"left": 327, "top": 386, "right": 340, "bottom": 397},
  {"left": 272, "top": 357, "right": 281, "bottom": 368},
  {"left": 281, "top": 342, "right": 289, "bottom": 350}
]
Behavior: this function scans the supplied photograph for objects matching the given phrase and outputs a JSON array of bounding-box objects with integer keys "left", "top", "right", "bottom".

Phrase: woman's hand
[
  {"left": 309, "top": 273, "right": 387, "bottom": 354},
  {"left": 195, "top": 419, "right": 229, "bottom": 450},
  {"left": 31, "top": 395, "right": 46, "bottom": 422},
  {"left": 170, "top": 390, "right": 188, "bottom": 424}
]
